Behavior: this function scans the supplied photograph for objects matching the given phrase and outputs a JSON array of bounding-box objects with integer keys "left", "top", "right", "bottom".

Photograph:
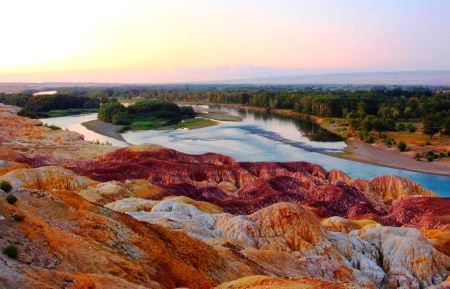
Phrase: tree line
[
  {"left": 0, "top": 93, "right": 99, "bottom": 118},
  {"left": 2, "top": 86, "right": 449, "bottom": 137},
  {"left": 85, "top": 86, "right": 450, "bottom": 137}
]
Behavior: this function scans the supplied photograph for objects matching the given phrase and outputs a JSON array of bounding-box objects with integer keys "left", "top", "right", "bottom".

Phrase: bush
[
  {"left": 383, "top": 137, "right": 395, "bottom": 147},
  {"left": 415, "top": 153, "right": 421, "bottom": 161},
  {"left": 43, "top": 123, "right": 61, "bottom": 130},
  {"left": 6, "top": 194, "right": 17, "bottom": 204},
  {"left": 0, "top": 181, "right": 12, "bottom": 192},
  {"left": 364, "top": 134, "right": 376, "bottom": 144},
  {"left": 426, "top": 151, "right": 437, "bottom": 162},
  {"left": 397, "top": 141, "right": 407, "bottom": 152},
  {"left": 12, "top": 213, "right": 24, "bottom": 222},
  {"left": 406, "top": 123, "right": 416, "bottom": 132},
  {"left": 396, "top": 123, "right": 405, "bottom": 131},
  {"left": 3, "top": 244, "right": 19, "bottom": 259}
]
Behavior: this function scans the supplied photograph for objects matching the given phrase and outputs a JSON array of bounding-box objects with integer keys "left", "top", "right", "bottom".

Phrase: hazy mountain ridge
[
  {"left": 217, "top": 70, "right": 450, "bottom": 86},
  {"left": 1, "top": 71, "right": 449, "bottom": 93}
]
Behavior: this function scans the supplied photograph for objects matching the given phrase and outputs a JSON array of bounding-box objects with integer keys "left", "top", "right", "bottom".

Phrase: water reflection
[{"left": 229, "top": 107, "right": 342, "bottom": 142}]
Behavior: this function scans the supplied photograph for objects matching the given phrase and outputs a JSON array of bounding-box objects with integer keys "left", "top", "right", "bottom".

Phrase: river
[{"left": 40, "top": 105, "right": 450, "bottom": 196}]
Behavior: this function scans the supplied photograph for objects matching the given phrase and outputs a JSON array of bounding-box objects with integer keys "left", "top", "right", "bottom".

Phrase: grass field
[
  {"left": 128, "top": 117, "right": 218, "bottom": 130},
  {"left": 44, "top": 108, "right": 98, "bottom": 117}
]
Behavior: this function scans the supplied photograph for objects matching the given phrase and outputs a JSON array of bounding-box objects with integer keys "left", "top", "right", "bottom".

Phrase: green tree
[
  {"left": 423, "top": 113, "right": 442, "bottom": 138},
  {"left": 443, "top": 116, "right": 450, "bottom": 136},
  {"left": 111, "top": 110, "right": 131, "bottom": 125},
  {"left": 98, "top": 101, "right": 126, "bottom": 122},
  {"left": 361, "top": 115, "right": 376, "bottom": 132}
]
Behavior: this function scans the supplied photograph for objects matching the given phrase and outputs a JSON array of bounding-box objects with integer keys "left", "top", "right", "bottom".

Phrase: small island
[{"left": 94, "top": 99, "right": 218, "bottom": 132}]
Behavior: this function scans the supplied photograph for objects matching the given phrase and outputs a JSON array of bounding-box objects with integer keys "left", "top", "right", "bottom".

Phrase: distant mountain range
[
  {"left": 213, "top": 70, "right": 450, "bottom": 86},
  {"left": 0, "top": 70, "right": 449, "bottom": 92}
]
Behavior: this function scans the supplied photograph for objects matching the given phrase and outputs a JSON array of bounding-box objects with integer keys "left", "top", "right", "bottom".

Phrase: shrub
[
  {"left": 406, "top": 123, "right": 416, "bottom": 132},
  {"left": 6, "top": 194, "right": 17, "bottom": 204},
  {"left": 383, "top": 137, "right": 395, "bottom": 147},
  {"left": 427, "top": 155, "right": 434, "bottom": 162},
  {"left": 364, "top": 134, "right": 376, "bottom": 144},
  {"left": 43, "top": 123, "right": 61, "bottom": 130},
  {"left": 3, "top": 244, "right": 19, "bottom": 259},
  {"left": 12, "top": 213, "right": 24, "bottom": 222},
  {"left": 415, "top": 153, "right": 421, "bottom": 161},
  {"left": 396, "top": 123, "right": 405, "bottom": 131},
  {"left": 0, "top": 181, "right": 12, "bottom": 192},
  {"left": 397, "top": 141, "right": 407, "bottom": 152}
]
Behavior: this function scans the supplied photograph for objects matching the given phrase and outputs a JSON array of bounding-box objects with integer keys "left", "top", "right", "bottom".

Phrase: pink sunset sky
[{"left": 0, "top": 0, "right": 449, "bottom": 83}]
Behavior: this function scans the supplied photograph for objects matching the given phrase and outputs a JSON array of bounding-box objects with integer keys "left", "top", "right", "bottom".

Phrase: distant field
[{"left": 44, "top": 108, "right": 98, "bottom": 117}]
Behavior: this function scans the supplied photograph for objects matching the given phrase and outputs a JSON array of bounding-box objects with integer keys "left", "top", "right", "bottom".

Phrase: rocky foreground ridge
[{"left": 0, "top": 103, "right": 449, "bottom": 289}]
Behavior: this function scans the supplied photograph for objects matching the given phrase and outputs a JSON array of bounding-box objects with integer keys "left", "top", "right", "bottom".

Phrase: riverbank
[
  {"left": 255, "top": 107, "right": 450, "bottom": 176},
  {"left": 182, "top": 102, "right": 450, "bottom": 176},
  {"left": 267, "top": 109, "right": 450, "bottom": 176},
  {"left": 82, "top": 119, "right": 127, "bottom": 142},
  {"left": 327, "top": 138, "right": 450, "bottom": 176}
]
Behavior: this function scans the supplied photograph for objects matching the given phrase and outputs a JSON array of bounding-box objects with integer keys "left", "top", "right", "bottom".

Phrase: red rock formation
[
  {"left": 78, "top": 147, "right": 386, "bottom": 218},
  {"left": 355, "top": 175, "right": 436, "bottom": 206},
  {"left": 381, "top": 197, "right": 450, "bottom": 229}
]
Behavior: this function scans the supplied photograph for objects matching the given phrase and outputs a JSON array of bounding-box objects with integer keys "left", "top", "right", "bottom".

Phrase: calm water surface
[
  {"left": 40, "top": 114, "right": 128, "bottom": 147},
  {"left": 41, "top": 105, "right": 450, "bottom": 196}
]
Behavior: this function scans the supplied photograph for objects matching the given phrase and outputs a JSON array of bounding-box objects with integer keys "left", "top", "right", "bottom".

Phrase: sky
[{"left": 0, "top": 0, "right": 449, "bottom": 83}]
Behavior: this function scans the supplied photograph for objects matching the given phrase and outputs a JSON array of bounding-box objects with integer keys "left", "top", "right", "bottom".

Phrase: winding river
[{"left": 41, "top": 105, "right": 450, "bottom": 196}]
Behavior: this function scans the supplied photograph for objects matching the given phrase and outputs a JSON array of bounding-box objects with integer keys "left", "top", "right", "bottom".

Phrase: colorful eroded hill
[{"left": 0, "top": 103, "right": 449, "bottom": 289}]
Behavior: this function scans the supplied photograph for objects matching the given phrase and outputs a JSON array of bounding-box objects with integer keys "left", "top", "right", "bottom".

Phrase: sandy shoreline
[
  {"left": 81, "top": 119, "right": 127, "bottom": 142},
  {"left": 327, "top": 139, "right": 450, "bottom": 176}
]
